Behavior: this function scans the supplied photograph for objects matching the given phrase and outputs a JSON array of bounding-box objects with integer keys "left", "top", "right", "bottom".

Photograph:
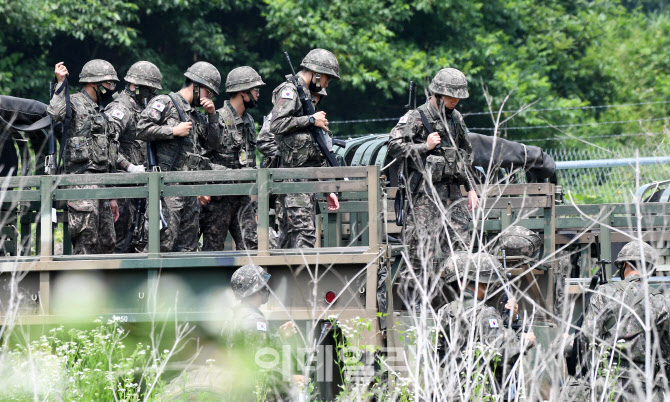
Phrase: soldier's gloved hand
[
  {"left": 54, "top": 62, "right": 69, "bottom": 83},
  {"left": 426, "top": 132, "right": 441, "bottom": 150},
  {"left": 279, "top": 321, "right": 297, "bottom": 339},
  {"left": 110, "top": 200, "right": 120, "bottom": 222},
  {"left": 311, "top": 111, "right": 329, "bottom": 131},
  {"left": 127, "top": 163, "right": 145, "bottom": 173},
  {"left": 197, "top": 195, "right": 211, "bottom": 206},
  {"left": 327, "top": 193, "right": 340, "bottom": 211},
  {"left": 172, "top": 122, "right": 192, "bottom": 137},
  {"left": 200, "top": 98, "right": 216, "bottom": 114}
]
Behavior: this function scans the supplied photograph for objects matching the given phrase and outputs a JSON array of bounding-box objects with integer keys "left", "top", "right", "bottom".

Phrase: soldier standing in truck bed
[{"left": 47, "top": 60, "right": 120, "bottom": 255}]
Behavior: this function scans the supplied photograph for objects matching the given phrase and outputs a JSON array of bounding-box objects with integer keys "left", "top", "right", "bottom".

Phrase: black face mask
[
  {"left": 96, "top": 83, "right": 115, "bottom": 104},
  {"left": 243, "top": 91, "right": 257, "bottom": 109},
  {"left": 260, "top": 287, "right": 270, "bottom": 305},
  {"left": 308, "top": 73, "right": 322, "bottom": 93},
  {"left": 192, "top": 85, "right": 202, "bottom": 107},
  {"left": 134, "top": 86, "right": 156, "bottom": 106},
  {"left": 444, "top": 106, "right": 454, "bottom": 116}
]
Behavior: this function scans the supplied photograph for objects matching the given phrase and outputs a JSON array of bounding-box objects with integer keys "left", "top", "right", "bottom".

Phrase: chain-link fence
[{"left": 548, "top": 143, "right": 670, "bottom": 204}]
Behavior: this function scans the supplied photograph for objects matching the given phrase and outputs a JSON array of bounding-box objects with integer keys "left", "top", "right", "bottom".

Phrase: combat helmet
[
  {"left": 429, "top": 68, "right": 469, "bottom": 99},
  {"left": 445, "top": 251, "right": 504, "bottom": 284},
  {"left": 79, "top": 59, "right": 119, "bottom": 83},
  {"left": 301, "top": 49, "right": 340, "bottom": 80},
  {"left": 498, "top": 225, "right": 542, "bottom": 258},
  {"left": 124, "top": 61, "right": 162, "bottom": 90},
  {"left": 226, "top": 66, "right": 265, "bottom": 93},
  {"left": 184, "top": 61, "right": 221, "bottom": 95},
  {"left": 231, "top": 264, "right": 270, "bottom": 299},
  {"left": 615, "top": 242, "right": 657, "bottom": 272}
]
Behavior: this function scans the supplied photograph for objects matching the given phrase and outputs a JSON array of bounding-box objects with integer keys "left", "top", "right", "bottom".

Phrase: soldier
[
  {"left": 268, "top": 49, "right": 340, "bottom": 249},
  {"left": 104, "top": 61, "right": 162, "bottom": 253},
  {"left": 388, "top": 68, "right": 478, "bottom": 309},
  {"left": 562, "top": 241, "right": 670, "bottom": 400},
  {"left": 226, "top": 263, "right": 297, "bottom": 348},
  {"left": 199, "top": 66, "right": 265, "bottom": 251},
  {"left": 47, "top": 60, "right": 120, "bottom": 255},
  {"left": 136, "top": 61, "right": 221, "bottom": 252},
  {"left": 439, "top": 251, "right": 536, "bottom": 399}
]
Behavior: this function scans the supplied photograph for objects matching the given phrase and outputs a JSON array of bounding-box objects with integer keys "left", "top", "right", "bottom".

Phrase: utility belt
[
  {"left": 211, "top": 149, "right": 254, "bottom": 169},
  {"left": 65, "top": 133, "right": 117, "bottom": 173},
  {"left": 184, "top": 152, "right": 212, "bottom": 171},
  {"left": 278, "top": 132, "right": 321, "bottom": 167},
  {"left": 424, "top": 147, "right": 469, "bottom": 184}
]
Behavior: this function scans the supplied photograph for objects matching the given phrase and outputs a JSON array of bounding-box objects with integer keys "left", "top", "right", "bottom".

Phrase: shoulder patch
[
  {"left": 111, "top": 110, "right": 125, "bottom": 120},
  {"left": 153, "top": 102, "right": 165, "bottom": 112},
  {"left": 281, "top": 90, "right": 294, "bottom": 100},
  {"left": 488, "top": 318, "right": 499, "bottom": 328},
  {"left": 256, "top": 321, "right": 267, "bottom": 332},
  {"left": 398, "top": 115, "right": 409, "bottom": 124}
]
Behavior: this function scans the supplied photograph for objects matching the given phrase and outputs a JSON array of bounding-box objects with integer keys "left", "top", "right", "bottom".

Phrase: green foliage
[{"left": 0, "top": 0, "right": 666, "bottom": 150}]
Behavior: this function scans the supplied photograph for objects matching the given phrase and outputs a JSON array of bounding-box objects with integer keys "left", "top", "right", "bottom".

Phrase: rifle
[
  {"left": 54, "top": 76, "right": 72, "bottom": 174},
  {"left": 141, "top": 99, "right": 167, "bottom": 237},
  {"left": 499, "top": 250, "right": 526, "bottom": 332},
  {"left": 283, "top": 52, "right": 339, "bottom": 168},
  {"left": 394, "top": 81, "right": 416, "bottom": 226},
  {"left": 568, "top": 235, "right": 610, "bottom": 377},
  {"left": 44, "top": 81, "right": 58, "bottom": 175}
]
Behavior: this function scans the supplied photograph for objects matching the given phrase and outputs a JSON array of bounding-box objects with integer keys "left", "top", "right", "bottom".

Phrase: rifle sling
[
  {"left": 55, "top": 76, "right": 72, "bottom": 173},
  {"left": 166, "top": 94, "right": 188, "bottom": 172}
]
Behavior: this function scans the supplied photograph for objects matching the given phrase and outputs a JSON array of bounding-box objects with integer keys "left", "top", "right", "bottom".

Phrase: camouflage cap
[
  {"left": 429, "top": 68, "right": 469, "bottom": 99},
  {"left": 231, "top": 264, "right": 270, "bottom": 299},
  {"left": 225, "top": 66, "right": 265, "bottom": 93},
  {"left": 498, "top": 225, "right": 542, "bottom": 258},
  {"left": 184, "top": 61, "right": 221, "bottom": 95},
  {"left": 79, "top": 59, "right": 119, "bottom": 83},
  {"left": 445, "top": 251, "right": 504, "bottom": 284},
  {"left": 301, "top": 48, "right": 340, "bottom": 80},
  {"left": 124, "top": 61, "right": 162, "bottom": 90},
  {"left": 615, "top": 241, "right": 657, "bottom": 270}
]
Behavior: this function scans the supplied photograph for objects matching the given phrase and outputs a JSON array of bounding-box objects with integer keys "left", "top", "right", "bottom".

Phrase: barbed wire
[
  {"left": 329, "top": 100, "right": 670, "bottom": 125},
  {"left": 469, "top": 116, "right": 669, "bottom": 131},
  {"left": 521, "top": 131, "right": 664, "bottom": 142}
]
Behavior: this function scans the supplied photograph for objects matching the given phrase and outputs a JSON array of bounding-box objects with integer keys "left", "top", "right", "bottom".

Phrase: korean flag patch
[
  {"left": 488, "top": 318, "right": 499, "bottom": 328},
  {"left": 153, "top": 102, "right": 165, "bottom": 112},
  {"left": 111, "top": 110, "right": 125, "bottom": 120},
  {"left": 281, "top": 90, "right": 294, "bottom": 100},
  {"left": 256, "top": 321, "right": 267, "bottom": 332},
  {"left": 398, "top": 115, "right": 408, "bottom": 124}
]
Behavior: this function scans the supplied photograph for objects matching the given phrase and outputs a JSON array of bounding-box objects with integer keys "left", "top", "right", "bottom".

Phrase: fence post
[
  {"left": 147, "top": 172, "right": 161, "bottom": 258},
  {"left": 257, "top": 169, "right": 270, "bottom": 256},
  {"left": 39, "top": 176, "right": 53, "bottom": 262}
]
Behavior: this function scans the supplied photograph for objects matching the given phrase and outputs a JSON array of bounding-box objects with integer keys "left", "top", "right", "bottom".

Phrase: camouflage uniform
[
  {"left": 439, "top": 251, "right": 532, "bottom": 399},
  {"left": 268, "top": 49, "right": 340, "bottom": 249},
  {"left": 389, "top": 68, "right": 474, "bottom": 274},
  {"left": 47, "top": 59, "right": 119, "bottom": 255},
  {"left": 105, "top": 61, "right": 163, "bottom": 253},
  {"left": 200, "top": 66, "right": 264, "bottom": 251},
  {"left": 567, "top": 242, "right": 670, "bottom": 400},
  {"left": 136, "top": 61, "right": 221, "bottom": 252},
  {"left": 225, "top": 264, "right": 272, "bottom": 349}
]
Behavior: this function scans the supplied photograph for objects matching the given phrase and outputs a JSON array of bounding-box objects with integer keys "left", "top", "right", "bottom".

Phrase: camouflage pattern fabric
[
  {"left": 300, "top": 48, "right": 340, "bottom": 80},
  {"left": 113, "top": 197, "right": 136, "bottom": 253},
  {"left": 439, "top": 290, "right": 532, "bottom": 397},
  {"left": 200, "top": 195, "right": 257, "bottom": 251},
  {"left": 278, "top": 192, "right": 317, "bottom": 249},
  {"left": 205, "top": 100, "right": 256, "bottom": 169},
  {"left": 429, "top": 68, "right": 469, "bottom": 99},
  {"left": 257, "top": 112, "right": 278, "bottom": 168},
  {"left": 137, "top": 91, "right": 220, "bottom": 252},
  {"left": 48, "top": 89, "right": 116, "bottom": 174},
  {"left": 105, "top": 89, "right": 145, "bottom": 170},
  {"left": 268, "top": 75, "right": 326, "bottom": 249},
  {"left": 66, "top": 183, "right": 115, "bottom": 255},
  {"left": 401, "top": 183, "right": 470, "bottom": 269},
  {"left": 497, "top": 225, "right": 542, "bottom": 258},
  {"left": 224, "top": 303, "right": 269, "bottom": 349},
  {"left": 269, "top": 76, "right": 322, "bottom": 169},
  {"left": 136, "top": 91, "right": 218, "bottom": 172},
  {"left": 580, "top": 274, "right": 670, "bottom": 366},
  {"left": 615, "top": 241, "right": 657, "bottom": 271},
  {"left": 78, "top": 59, "right": 118, "bottom": 83},
  {"left": 231, "top": 264, "right": 269, "bottom": 298}
]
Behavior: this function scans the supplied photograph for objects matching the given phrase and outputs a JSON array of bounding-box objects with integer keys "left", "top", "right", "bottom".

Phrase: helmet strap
[
  {"left": 242, "top": 90, "right": 257, "bottom": 110},
  {"left": 95, "top": 83, "right": 115, "bottom": 104},
  {"left": 308, "top": 72, "right": 321, "bottom": 92}
]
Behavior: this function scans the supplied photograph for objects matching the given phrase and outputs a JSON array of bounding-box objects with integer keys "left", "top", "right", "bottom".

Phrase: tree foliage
[{"left": 0, "top": 0, "right": 667, "bottom": 147}]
